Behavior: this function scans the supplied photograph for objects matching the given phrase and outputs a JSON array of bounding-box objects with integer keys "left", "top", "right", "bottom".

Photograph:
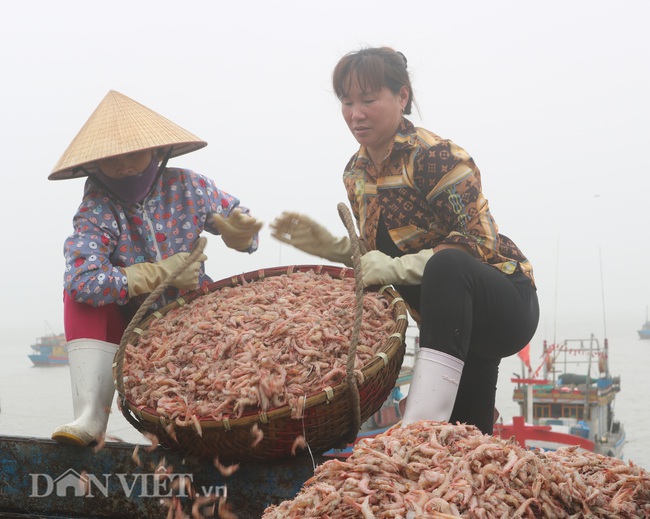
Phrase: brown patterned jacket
[{"left": 343, "top": 118, "right": 534, "bottom": 285}]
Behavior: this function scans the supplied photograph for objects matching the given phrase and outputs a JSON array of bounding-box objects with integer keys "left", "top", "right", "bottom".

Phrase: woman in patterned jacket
[
  {"left": 49, "top": 90, "right": 262, "bottom": 446},
  {"left": 271, "top": 47, "right": 539, "bottom": 435}
]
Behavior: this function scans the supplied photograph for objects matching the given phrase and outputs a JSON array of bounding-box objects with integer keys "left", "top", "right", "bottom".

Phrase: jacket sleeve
[
  {"left": 200, "top": 174, "right": 260, "bottom": 254},
  {"left": 63, "top": 209, "right": 129, "bottom": 307}
]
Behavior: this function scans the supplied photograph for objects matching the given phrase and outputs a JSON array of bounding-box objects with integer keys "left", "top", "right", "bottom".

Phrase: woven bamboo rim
[{"left": 115, "top": 266, "right": 407, "bottom": 423}]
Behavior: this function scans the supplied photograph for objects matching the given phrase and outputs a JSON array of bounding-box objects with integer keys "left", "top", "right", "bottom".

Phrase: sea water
[{"left": 1, "top": 332, "right": 648, "bottom": 470}]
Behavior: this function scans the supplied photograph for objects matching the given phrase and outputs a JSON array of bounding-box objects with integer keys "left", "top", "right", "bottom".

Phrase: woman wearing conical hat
[{"left": 49, "top": 90, "right": 262, "bottom": 446}]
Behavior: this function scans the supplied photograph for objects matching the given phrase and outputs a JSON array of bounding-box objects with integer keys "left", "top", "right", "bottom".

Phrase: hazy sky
[{"left": 2, "top": 1, "right": 649, "bottom": 355}]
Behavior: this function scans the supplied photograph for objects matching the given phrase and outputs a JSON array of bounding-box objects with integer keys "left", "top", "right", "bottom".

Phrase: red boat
[{"left": 494, "top": 335, "right": 625, "bottom": 458}]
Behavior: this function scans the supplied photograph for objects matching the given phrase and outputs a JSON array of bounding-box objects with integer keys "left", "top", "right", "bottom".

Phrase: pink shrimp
[
  {"left": 291, "top": 435, "right": 308, "bottom": 455},
  {"left": 251, "top": 424, "right": 264, "bottom": 447},
  {"left": 213, "top": 457, "right": 240, "bottom": 477}
]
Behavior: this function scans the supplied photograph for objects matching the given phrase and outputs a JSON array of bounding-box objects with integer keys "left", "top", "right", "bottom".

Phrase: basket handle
[
  {"left": 113, "top": 237, "right": 208, "bottom": 412},
  {"left": 337, "top": 202, "right": 365, "bottom": 443}
]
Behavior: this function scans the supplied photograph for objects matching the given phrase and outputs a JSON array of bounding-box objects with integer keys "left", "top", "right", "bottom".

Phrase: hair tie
[{"left": 396, "top": 51, "right": 408, "bottom": 68}]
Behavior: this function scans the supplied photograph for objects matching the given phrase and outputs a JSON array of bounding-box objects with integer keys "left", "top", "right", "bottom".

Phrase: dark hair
[{"left": 332, "top": 47, "right": 415, "bottom": 115}]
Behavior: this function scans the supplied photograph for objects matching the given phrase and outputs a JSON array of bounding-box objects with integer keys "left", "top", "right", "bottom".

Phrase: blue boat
[
  {"left": 638, "top": 321, "right": 650, "bottom": 340},
  {"left": 28, "top": 333, "right": 68, "bottom": 366},
  {"left": 0, "top": 435, "right": 325, "bottom": 518},
  {"left": 638, "top": 308, "right": 650, "bottom": 340}
]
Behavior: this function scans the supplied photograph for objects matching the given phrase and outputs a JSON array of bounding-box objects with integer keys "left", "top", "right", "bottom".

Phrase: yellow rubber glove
[
  {"left": 212, "top": 208, "right": 263, "bottom": 251},
  {"left": 124, "top": 252, "right": 208, "bottom": 298},
  {"left": 360, "top": 249, "right": 434, "bottom": 287},
  {"left": 270, "top": 211, "right": 353, "bottom": 266}
]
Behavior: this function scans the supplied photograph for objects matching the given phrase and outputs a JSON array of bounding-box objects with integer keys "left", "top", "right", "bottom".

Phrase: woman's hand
[
  {"left": 212, "top": 209, "right": 263, "bottom": 251},
  {"left": 360, "top": 249, "right": 434, "bottom": 287},
  {"left": 270, "top": 211, "right": 353, "bottom": 266},
  {"left": 124, "top": 252, "right": 208, "bottom": 297}
]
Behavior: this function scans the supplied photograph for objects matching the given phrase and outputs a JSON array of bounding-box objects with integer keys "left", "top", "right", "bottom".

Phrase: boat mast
[
  {"left": 553, "top": 237, "right": 560, "bottom": 345},
  {"left": 584, "top": 335, "right": 594, "bottom": 421},
  {"left": 599, "top": 247, "right": 608, "bottom": 340}
]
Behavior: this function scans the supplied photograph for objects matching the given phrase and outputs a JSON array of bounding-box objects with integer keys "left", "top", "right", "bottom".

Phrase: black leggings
[{"left": 398, "top": 249, "right": 539, "bottom": 434}]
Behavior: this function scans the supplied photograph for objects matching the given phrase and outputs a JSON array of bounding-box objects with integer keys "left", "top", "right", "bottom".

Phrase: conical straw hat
[{"left": 49, "top": 90, "right": 207, "bottom": 180}]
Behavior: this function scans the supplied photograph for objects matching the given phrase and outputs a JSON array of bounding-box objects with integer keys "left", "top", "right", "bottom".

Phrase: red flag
[{"left": 518, "top": 343, "right": 532, "bottom": 372}]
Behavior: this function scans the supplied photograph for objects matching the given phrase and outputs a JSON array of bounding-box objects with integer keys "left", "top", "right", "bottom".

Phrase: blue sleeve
[
  {"left": 62, "top": 209, "right": 129, "bottom": 307},
  {"left": 201, "top": 175, "right": 259, "bottom": 254}
]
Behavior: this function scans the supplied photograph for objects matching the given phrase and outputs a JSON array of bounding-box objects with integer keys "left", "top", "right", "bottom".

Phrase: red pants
[{"left": 63, "top": 291, "right": 132, "bottom": 343}]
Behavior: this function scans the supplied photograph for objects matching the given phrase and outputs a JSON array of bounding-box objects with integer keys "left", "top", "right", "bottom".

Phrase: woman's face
[
  {"left": 340, "top": 75, "right": 409, "bottom": 159},
  {"left": 95, "top": 149, "right": 154, "bottom": 179}
]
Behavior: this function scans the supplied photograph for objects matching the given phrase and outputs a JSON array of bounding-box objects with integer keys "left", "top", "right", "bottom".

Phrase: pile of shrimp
[
  {"left": 122, "top": 270, "right": 396, "bottom": 425},
  {"left": 262, "top": 421, "right": 650, "bottom": 518}
]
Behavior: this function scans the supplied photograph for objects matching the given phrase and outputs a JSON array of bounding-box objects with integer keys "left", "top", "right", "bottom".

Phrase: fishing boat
[
  {"left": 638, "top": 308, "right": 650, "bottom": 339},
  {"left": 494, "top": 335, "right": 625, "bottom": 458},
  {"left": 28, "top": 332, "right": 68, "bottom": 366},
  {"left": 639, "top": 321, "right": 650, "bottom": 340}
]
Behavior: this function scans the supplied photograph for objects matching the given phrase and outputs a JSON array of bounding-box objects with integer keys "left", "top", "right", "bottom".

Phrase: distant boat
[
  {"left": 28, "top": 333, "right": 68, "bottom": 366},
  {"left": 638, "top": 308, "right": 650, "bottom": 339},
  {"left": 494, "top": 335, "right": 625, "bottom": 459},
  {"left": 638, "top": 321, "right": 650, "bottom": 340}
]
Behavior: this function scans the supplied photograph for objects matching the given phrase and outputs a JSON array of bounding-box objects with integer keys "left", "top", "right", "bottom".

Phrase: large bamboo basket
[{"left": 114, "top": 264, "right": 408, "bottom": 462}]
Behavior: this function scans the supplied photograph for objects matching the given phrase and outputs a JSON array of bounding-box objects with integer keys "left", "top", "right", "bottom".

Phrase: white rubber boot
[
  {"left": 51, "top": 339, "right": 118, "bottom": 446},
  {"left": 401, "top": 348, "right": 464, "bottom": 426}
]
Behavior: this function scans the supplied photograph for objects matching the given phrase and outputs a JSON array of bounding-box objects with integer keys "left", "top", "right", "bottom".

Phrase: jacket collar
[{"left": 353, "top": 118, "right": 418, "bottom": 168}]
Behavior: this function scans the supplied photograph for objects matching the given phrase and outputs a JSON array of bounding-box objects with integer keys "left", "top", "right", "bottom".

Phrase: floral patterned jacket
[{"left": 63, "top": 167, "right": 258, "bottom": 309}]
